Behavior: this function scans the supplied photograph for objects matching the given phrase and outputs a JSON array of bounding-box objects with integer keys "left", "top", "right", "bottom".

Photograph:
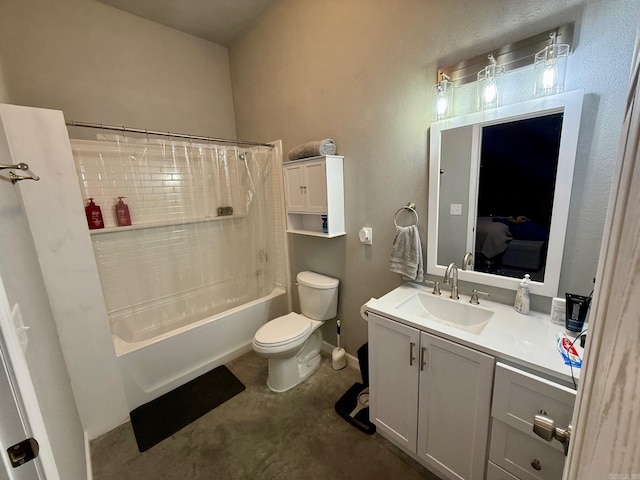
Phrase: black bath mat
[{"left": 130, "top": 365, "right": 245, "bottom": 452}]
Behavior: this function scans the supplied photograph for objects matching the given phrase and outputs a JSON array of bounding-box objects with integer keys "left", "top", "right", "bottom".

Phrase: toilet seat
[{"left": 254, "top": 313, "right": 312, "bottom": 347}]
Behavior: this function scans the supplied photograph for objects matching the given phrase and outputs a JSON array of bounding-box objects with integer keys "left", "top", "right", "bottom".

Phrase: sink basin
[{"left": 395, "top": 292, "right": 494, "bottom": 334}]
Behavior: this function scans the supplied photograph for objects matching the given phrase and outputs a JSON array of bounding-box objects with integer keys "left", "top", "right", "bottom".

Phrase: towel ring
[{"left": 393, "top": 203, "right": 418, "bottom": 227}]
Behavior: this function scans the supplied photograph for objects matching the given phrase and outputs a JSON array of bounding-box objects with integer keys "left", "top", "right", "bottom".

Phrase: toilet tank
[{"left": 297, "top": 271, "right": 339, "bottom": 321}]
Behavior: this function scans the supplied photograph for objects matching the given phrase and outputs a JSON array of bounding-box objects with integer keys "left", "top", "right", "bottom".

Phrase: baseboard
[
  {"left": 84, "top": 431, "right": 93, "bottom": 480},
  {"left": 321, "top": 340, "right": 360, "bottom": 372}
]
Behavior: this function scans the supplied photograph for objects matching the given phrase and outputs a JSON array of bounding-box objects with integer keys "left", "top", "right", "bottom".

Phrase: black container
[{"left": 565, "top": 293, "right": 590, "bottom": 335}]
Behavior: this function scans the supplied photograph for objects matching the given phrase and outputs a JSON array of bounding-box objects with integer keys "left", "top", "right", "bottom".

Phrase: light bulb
[
  {"left": 436, "top": 96, "right": 448, "bottom": 117},
  {"left": 542, "top": 64, "right": 557, "bottom": 91},
  {"left": 483, "top": 83, "right": 497, "bottom": 104}
]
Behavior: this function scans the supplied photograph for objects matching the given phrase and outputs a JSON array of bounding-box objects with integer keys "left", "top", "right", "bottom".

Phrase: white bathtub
[{"left": 115, "top": 287, "right": 288, "bottom": 410}]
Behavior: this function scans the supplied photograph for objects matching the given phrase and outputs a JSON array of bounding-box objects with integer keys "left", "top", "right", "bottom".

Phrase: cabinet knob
[{"left": 531, "top": 458, "right": 541, "bottom": 471}]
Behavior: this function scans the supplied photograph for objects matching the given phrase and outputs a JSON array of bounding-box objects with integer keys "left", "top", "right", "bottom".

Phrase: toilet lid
[{"left": 254, "top": 313, "right": 312, "bottom": 347}]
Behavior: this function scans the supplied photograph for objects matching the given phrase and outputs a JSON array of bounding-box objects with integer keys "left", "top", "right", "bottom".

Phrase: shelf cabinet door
[
  {"left": 283, "top": 164, "right": 306, "bottom": 212},
  {"left": 368, "top": 313, "right": 420, "bottom": 452},
  {"left": 417, "top": 331, "right": 494, "bottom": 480},
  {"left": 302, "top": 161, "right": 327, "bottom": 213}
]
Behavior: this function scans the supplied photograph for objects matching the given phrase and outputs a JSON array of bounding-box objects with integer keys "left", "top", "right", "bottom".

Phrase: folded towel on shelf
[
  {"left": 287, "top": 139, "right": 337, "bottom": 161},
  {"left": 389, "top": 225, "right": 424, "bottom": 282}
]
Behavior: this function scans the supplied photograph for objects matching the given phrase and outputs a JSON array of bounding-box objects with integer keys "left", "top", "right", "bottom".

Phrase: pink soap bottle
[
  {"left": 85, "top": 198, "right": 104, "bottom": 230},
  {"left": 115, "top": 197, "right": 132, "bottom": 226}
]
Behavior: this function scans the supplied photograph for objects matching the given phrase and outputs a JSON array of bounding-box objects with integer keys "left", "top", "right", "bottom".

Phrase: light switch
[{"left": 450, "top": 204, "right": 463, "bottom": 216}]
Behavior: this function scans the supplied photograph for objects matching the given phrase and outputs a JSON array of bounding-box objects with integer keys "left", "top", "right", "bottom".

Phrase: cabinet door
[
  {"left": 368, "top": 313, "right": 420, "bottom": 452},
  {"left": 417, "top": 332, "right": 494, "bottom": 480},
  {"left": 283, "top": 164, "right": 306, "bottom": 212},
  {"left": 303, "top": 161, "right": 327, "bottom": 213}
]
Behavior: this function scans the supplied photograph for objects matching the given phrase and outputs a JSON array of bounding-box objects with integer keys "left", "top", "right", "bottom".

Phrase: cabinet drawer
[
  {"left": 487, "top": 461, "right": 519, "bottom": 480},
  {"left": 490, "top": 420, "right": 565, "bottom": 480},
  {"left": 492, "top": 362, "right": 575, "bottom": 450}
]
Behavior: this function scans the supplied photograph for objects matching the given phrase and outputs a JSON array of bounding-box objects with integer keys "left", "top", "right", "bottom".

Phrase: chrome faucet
[
  {"left": 462, "top": 252, "right": 473, "bottom": 271},
  {"left": 444, "top": 263, "right": 459, "bottom": 300}
]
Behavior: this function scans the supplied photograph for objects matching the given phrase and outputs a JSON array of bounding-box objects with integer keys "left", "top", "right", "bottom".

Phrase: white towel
[
  {"left": 389, "top": 225, "right": 424, "bottom": 282},
  {"left": 287, "top": 139, "right": 337, "bottom": 161}
]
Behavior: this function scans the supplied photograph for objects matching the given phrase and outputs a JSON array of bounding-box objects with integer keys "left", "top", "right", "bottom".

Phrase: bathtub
[{"left": 114, "top": 287, "right": 288, "bottom": 410}]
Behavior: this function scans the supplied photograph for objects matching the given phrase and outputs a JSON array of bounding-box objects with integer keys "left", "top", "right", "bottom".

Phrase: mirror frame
[{"left": 427, "top": 89, "right": 584, "bottom": 297}]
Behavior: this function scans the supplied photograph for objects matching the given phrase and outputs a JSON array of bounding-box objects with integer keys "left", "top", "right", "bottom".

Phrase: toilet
[{"left": 252, "top": 271, "right": 339, "bottom": 392}]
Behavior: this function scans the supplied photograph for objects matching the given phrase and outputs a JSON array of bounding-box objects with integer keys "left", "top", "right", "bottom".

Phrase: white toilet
[{"left": 252, "top": 271, "right": 339, "bottom": 392}]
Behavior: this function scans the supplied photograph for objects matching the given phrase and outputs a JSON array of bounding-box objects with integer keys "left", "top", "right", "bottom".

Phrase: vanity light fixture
[
  {"left": 534, "top": 32, "right": 570, "bottom": 97},
  {"left": 477, "top": 55, "right": 505, "bottom": 111},
  {"left": 432, "top": 72, "right": 454, "bottom": 120}
]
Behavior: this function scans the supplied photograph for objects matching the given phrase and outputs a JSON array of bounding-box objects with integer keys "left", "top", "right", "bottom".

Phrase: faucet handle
[
  {"left": 425, "top": 280, "right": 441, "bottom": 295},
  {"left": 469, "top": 289, "right": 490, "bottom": 305}
]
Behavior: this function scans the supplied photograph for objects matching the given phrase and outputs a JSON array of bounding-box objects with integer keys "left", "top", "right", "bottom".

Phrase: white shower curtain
[{"left": 71, "top": 136, "right": 279, "bottom": 342}]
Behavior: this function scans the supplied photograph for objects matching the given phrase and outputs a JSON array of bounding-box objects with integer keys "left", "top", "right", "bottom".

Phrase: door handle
[
  {"left": 409, "top": 342, "right": 416, "bottom": 366},
  {"left": 533, "top": 411, "right": 572, "bottom": 456},
  {"left": 420, "top": 346, "right": 427, "bottom": 371}
]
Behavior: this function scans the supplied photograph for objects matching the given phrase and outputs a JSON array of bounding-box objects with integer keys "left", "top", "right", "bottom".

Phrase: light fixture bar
[{"left": 438, "top": 23, "right": 574, "bottom": 87}]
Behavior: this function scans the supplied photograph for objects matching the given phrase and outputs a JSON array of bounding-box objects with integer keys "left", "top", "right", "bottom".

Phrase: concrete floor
[{"left": 91, "top": 351, "right": 439, "bottom": 479}]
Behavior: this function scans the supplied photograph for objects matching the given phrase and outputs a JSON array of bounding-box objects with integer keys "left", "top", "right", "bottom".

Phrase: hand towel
[
  {"left": 389, "top": 225, "right": 424, "bottom": 282},
  {"left": 287, "top": 139, "right": 337, "bottom": 161}
]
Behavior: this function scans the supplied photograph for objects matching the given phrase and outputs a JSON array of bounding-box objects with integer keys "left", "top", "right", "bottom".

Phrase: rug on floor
[{"left": 130, "top": 365, "right": 245, "bottom": 452}]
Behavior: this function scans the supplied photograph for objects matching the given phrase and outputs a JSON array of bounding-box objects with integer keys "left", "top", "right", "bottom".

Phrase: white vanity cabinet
[
  {"left": 368, "top": 312, "right": 494, "bottom": 480},
  {"left": 487, "top": 363, "right": 576, "bottom": 480},
  {"left": 283, "top": 155, "right": 345, "bottom": 237}
]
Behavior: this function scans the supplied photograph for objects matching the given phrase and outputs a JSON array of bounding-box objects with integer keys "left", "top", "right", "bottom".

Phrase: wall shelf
[
  {"left": 88, "top": 214, "right": 244, "bottom": 235},
  {"left": 283, "top": 155, "right": 345, "bottom": 237}
]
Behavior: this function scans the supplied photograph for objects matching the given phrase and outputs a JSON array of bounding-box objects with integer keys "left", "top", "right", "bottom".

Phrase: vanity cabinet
[
  {"left": 487, "top": 363, "right": 576, "bottom": 480},
  {"left": 283, "top": 155, "right": 345, "bottom": 237},
  {"left": 368, "top": 313, "right": 494, "bottom": 480}
]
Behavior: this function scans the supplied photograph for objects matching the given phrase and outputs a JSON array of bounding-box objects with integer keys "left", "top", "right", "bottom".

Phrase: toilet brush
[{"left": 332, "top": 319, "right": 347, "bottom": 370}]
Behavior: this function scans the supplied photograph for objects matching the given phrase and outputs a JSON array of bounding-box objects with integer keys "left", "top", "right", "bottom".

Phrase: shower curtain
[{"left": 71, "top": 136, "right": 280, "bottom": 342}]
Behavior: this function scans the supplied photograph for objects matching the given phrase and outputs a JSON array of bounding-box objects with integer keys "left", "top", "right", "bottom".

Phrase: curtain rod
[{"left": 65, "top": 120, "right": 274, "bottom": 148}]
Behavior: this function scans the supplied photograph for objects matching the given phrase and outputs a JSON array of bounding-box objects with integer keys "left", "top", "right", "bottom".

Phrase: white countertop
[{"left": 364, "top": 282, "right": 583, "bottom": 387}]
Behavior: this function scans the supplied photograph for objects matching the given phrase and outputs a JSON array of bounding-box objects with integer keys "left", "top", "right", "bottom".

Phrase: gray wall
[
  {"left": 0, "top": 0, "right": 237, "bottom": 139},
  {"left": 230, "top": 0, "right": 639, "bottom": 355},
  {"left": 0, "top": 0, "right": 239, "bottom": 438}
]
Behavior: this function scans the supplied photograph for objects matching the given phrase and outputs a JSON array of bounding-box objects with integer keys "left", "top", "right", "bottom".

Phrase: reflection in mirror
[
  {"left": 474, "top": 113, "right": 563, "bottom": 281},
  {"left": 428, "top": 90, "right": 584, "bottom": 297}
]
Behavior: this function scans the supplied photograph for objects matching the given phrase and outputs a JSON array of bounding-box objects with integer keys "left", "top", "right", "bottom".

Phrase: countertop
[{"left": 364, "top": 282, "right": 583, "bottom": 388}]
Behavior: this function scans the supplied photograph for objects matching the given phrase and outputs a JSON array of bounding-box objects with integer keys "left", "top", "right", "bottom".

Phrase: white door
[
  {"left": 0, "top": 329, "right": 43, "bottom": 479},
  {"left": 302, "top": 161, "right": 327, "bottom": 213},
  {"left": 368, "top": 313, "right": 420, "bottom": 452},
  {"left": 283, "top": 163, "right": 306, "bottom": 212},
  {"left": 417, "top": 332, "right": 494, "bottom": 480}
]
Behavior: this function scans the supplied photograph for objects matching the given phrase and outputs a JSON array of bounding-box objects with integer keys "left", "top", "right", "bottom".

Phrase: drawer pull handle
[
  {"left": 531, "top": 458, "right": 541, "bottom": 471},
  {"left": 420, "top": 346, "right": 427, "bottom": 371},
  {"left": 409, "top": 342, "right": 416, "bottom": 366}
]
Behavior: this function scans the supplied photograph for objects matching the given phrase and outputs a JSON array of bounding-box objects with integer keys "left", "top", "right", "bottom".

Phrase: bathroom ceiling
[{"left": 95, "top": 0, "right": 276, "bottom": 46}]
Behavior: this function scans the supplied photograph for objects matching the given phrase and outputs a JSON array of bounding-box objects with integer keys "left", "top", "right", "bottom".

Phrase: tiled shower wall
[{"left": 71, "top": 138, "right": 286, "bottom": 329}]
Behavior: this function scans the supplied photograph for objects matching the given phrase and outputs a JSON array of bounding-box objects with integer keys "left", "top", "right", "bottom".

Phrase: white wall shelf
[
  {"left": 88, "top": 214, "right": 245, "bottom": 235},
  {"left": 283, "top": 155, "right": 345, "bottom": 238}
]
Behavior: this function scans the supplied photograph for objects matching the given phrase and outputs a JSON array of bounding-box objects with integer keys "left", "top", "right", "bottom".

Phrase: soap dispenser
[
  {"left": 514, "top": 274, "right": 531, "bottom": 315},
  {"left": 115, "top": 197, "right": 132, "bottom": 226},
  {"left": 85, "top": 198, "right": 104, "bottom": 230}
]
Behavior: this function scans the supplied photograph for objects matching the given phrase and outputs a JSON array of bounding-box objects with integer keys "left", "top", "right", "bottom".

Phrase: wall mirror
[{"left": 427, "top": 90, "right": 584, "bottom": 297}]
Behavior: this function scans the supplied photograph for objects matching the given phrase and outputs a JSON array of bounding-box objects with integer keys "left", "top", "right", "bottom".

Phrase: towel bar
[{"left": 393, "top": 203, "right": 418, "bottom": 227}]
